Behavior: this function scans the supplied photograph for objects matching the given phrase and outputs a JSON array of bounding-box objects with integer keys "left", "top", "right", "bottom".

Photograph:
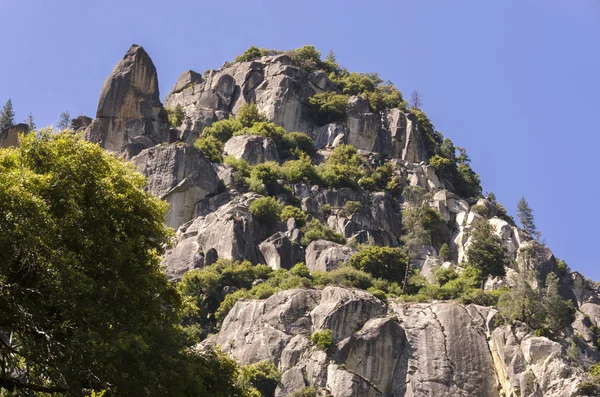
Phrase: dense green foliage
[
  {"left": 236, "top": 102, "right": 268, "bottom": 128},
  {"left": 249, "top": 196, "right": 284, "bottom": 226},
  {"left": 166, "top": 104, "right": 185, "bottom": 128},
  {"left": 348, "top": 246, "right": 408, "bottom": 284},
  {"left": 194, "top": 135, "right": 224, "bottom": 163},
  {"left": 311, "top": 329, "right": 334, "bottom": 351},
  {"left": 0, "top": 132, "right": 249, "bottom": 396},
  {"left": 467, "top": 222, "right": 508, "bottom": 279},
  {"left": 401, "top": 186, "right": 448, "bottom": 257},
  {"left": 280, "top": 205, "right": 308, "bottom": 227},
  {"left": 234, "top": 46, "right": 282, "bottom": 63},
  {"left": 300, "top": 219, "right": 346, "bottom": 246},
  {"left": 239, "top": 361, "right": 281, "bottom": 397},
  {"left": 316, "top": 144, "right": 366, "bottom": 189},
  {"left": 0, "top": 99, "right": 15, "bottom": 130},
  {"left": 402, "top": 266, "right": 505, "bottom": 305},
  {"left": 309, "top": 91, "right": 350, "bottom": 124},
  {"left": 497, "top": 274, "right": 575, "bottom": 337},
  {"left": 202, "top": 118, "right": 244, "bottom": 143}
]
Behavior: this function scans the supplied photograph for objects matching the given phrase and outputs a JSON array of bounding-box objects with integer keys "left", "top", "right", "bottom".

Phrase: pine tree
[
  {"left": 57, "top": 111, "right": 70, "bottom": 130},
  {"left": 24, "top": 113, "right": 35, "bottom": 131},
  {"left": 517, "top": 196, "right": 538, "bottom": 238},
  {"left": 325, "top": 49, "right": 336, "bottom": 63},
  {"left": 0, "top": 99, "right": 15, "bottom": 130}
]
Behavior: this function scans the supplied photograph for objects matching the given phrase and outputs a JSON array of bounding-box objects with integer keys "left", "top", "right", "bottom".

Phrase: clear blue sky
[{"left": 2, "top": 1, "right": 599, "bottom": 279}]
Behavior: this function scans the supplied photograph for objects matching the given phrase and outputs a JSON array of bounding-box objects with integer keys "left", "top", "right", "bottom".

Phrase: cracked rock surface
[{"left": 207, "top": 288, "right": 586, "bottom": 397}]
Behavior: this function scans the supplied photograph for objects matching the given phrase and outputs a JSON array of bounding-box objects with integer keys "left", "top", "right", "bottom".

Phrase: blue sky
[{"left": 1, "top": 0, "right": 599, "bottom": 278}]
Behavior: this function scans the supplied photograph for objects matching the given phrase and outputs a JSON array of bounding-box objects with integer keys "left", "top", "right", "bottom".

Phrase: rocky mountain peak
[{"left": 70, "top": 44, "right": 600, "bottom": 396}]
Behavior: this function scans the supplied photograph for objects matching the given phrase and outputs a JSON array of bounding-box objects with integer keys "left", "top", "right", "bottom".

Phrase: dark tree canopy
[
  {"left": 0, "top": 99, "right": 15, "bottom": 130},
  {"left": 517, "top": 196, "right": 538, "bottom": 238},
  {"left": 467, "top": 221, "right": 508, "bottom": 279}
]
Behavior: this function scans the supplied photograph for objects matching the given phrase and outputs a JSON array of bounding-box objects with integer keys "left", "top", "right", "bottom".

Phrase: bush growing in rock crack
[
  {"left": 311, "top": 329, "right": 334, "bottom": 351},
  {"left": 165, "top": 104, "right": 185, "bottom": 127}
]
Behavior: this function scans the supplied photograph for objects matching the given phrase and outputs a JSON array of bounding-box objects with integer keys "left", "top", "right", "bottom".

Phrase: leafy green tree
[
  {"left": 0, "top": 99, "right": 15, "bottom": 130},
  {"left": 309, "top": 92, "right": 349, "bottom": 124},
  {"left": 57, "top": 110, "right": 70, "bottom": 130},
  {"left": 439, "top": 243, "right": 451, "bottom": 261},
  {"left": 0, "top": 131, "right": 248, "bottom": 396},
  {"left": 249, "top": 196, "right": 284, "bottom": 226},
  {"left": 288, "top": 45, "right": 322, "bottom": 71},
  {"left": 348, "top": 246, "right": 408, "bottom": 284},
  {"left": 543, "top": 273, "right": 575, "bottom": 335},
  {"left": 202, "top": 118, "right": 244, "bottom": 142},
  {"left": 301, "top": 219, "right": 346, "bottom": 246},
  {"left": 166, "top": 104, "right": 185, "bottom": 127},
  {"left": 498, "top": 279, "right": 546, "bottom": 330},
  {"left": 239, "top": 361, "right": 281, "bottom": 397},
  {"left": 316, "top": 144, "right": 366, "bottom": 189},
  {"left": 237, "top": 102, "right": 267, "bottom": 128},
  {"left": 194, "top": 135, "right": 224, "bottom": 163},
  {"left": 247, "top": 162, "right": 281, "bottom": 195},
  {"left": 517, "top": 196, "right": 538, "bottom": 238},
  {"left": 280, "top": 205, "right": 307, "bottom": 227},
  {"left": 467, "top": 221, "right": 508, "bottom": 279},
  {"left": 281, "top": 153, "right": 318, "bottom": 184},
  {"left": 234, "top": 46, "right": 266, "bottom": 63}
]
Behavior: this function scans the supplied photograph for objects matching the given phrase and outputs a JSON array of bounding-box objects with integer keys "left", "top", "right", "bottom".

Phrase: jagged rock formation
[
  {"left": 84, "top": 45, "right": 169, "bottom": 157},
  {"left": 164, "top": 55, "right": 428, "bottom": 162},
  {"left": 131, "top": 143, "right": 220, "bottom": 230},
  {"left": 205, "top": 286, "right": 585, "bottom": 396},
  {"left": 80, "top": 45, "right": 600, "bottom": 396},
  {"left": 224, "top": 135, "right": 279, "bottom": 165},
  {"left": 0, "top": 123, "right": 28, "bottom": 148}
]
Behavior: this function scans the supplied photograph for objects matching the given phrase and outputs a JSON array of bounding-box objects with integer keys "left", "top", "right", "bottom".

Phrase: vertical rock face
[
  {"left": 208, "top": 288, "right": 586, "bottom": 397},
  {"left": 131, "top": 143, "right": 219, "bottom": 230},
  {"left": 84, "top": 45, "right": 169, "bottom": 156},
  {"left": 0, "top": 123, "right": 28, "bottom": 148}
]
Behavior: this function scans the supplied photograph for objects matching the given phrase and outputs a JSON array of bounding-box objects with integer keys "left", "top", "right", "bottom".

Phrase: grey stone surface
[
  {"left": 131, "top": 143, "right": 219, "bottom": 230},
  {"left": 84, "top": 45, "right": 169, "bottom": 156}
]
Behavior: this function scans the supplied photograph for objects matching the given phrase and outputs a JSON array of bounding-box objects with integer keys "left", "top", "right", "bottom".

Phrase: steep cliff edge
[{"left": 77, "top": 44, "right": 600, "bottom": 397}]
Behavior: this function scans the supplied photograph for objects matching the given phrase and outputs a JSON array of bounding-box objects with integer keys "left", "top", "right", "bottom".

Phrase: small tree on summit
[
  {"left": 57, "top": 111, "right": 71, "bottom": 130},
  {"left": 0, "top": 99, "right": 15, "bottom": 130},
  {"left": 410, "top": 90, "right": 423, "bottom": 109},
  {"left": 517, "top": 196, "right": 539, "bottom": 238},
  {"left": 24, "top": 112, "right": 35, "bottom": 131}
]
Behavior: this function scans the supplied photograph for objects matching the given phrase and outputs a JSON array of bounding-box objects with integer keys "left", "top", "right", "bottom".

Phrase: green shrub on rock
[
  {"left": 301, "top": 219, "right": 346, "bottom": 246},
  {"left": 309, "top": 91, "right": 349, "bottom": 124},
  {"left": 166, "top": 104, "right": 185, "bottom": 127},
  {"left": 194, "top": 135, "right": 223, "bottom": 163},
  {"left": 202, "top": 118, "right": 243, "bottom": 142},
  {"left": 249, "top": 197, "right": 284, "bottom": 226},
  {"left": 240, "top": 360, "right": 281, "bottom": 397},
  {"left": 237, "top": 102, "right": 268, "bottom": 128},
  {"left": 280, "top": 205, "right": 307, "bottom": 227},
  {"left": 348, "top": 246, "right": 408, "bottom": 284},
  {"left": 311, "top": 329, "right": 333, "bottom": 351},
  {"left": 317, "top": 144, "right": 366, "bottom": 189}
]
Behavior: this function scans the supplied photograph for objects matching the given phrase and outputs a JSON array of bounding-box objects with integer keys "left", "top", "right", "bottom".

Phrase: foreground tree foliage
[{"left": 0, "top": 131, "right": 249, "bottom": 396}]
